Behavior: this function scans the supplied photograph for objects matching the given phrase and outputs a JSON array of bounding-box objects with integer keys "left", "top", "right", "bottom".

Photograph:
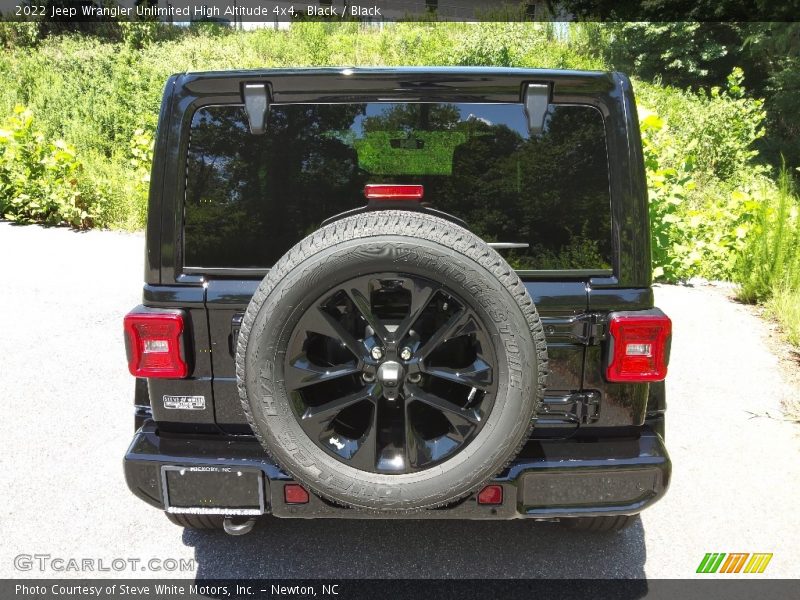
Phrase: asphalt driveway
[{"left": 1, "top": 222, "right": 798, "bottom": 579}]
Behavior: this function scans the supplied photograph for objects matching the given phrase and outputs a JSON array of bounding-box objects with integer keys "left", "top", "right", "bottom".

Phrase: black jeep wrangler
[{"left": 123, "top": 67, "right": 671, "bottom": 535}]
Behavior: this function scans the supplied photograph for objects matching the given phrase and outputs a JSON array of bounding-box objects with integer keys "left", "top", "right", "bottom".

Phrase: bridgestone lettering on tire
[{"left": 236, "top": 211, "right": 548, "bottom": 511}]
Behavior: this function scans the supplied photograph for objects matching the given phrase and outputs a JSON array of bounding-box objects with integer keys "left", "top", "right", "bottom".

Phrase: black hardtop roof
[
  {"left": 175, "top": 67, "right": 620, "bottom": 103},
  {"left": 178, "top": 66, "right": 613, "bottom": 78}
]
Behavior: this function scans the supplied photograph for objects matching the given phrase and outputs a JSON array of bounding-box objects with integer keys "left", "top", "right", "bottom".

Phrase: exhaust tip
[{"left": 223, "top": 516, "right": 257, "bottom": 536}]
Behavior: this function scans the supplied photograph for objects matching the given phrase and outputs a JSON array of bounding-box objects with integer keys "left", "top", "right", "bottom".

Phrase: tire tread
[{"left": 166, "top": 513, "right": 224, "bottom": 530}]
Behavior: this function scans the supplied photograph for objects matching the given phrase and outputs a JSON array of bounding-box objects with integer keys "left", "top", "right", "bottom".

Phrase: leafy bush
[
  {"left": 638, "top": 71, "right": 770, "bottom": 282},
  {"left": 601, "top": 23, "right": 739, "bottom": 89},
  {"left": 636, "top": 69, "right": 766, "bottom": 184},
  {"left": 0, "top": 21, "right": 38, "bottom": 48},
  {"left": 588, "top": 22, "right": 800, "bottom": 182},
  {"left": 0, "top": 105, "right": 94, "bottom": 227},
  {"left": 640, "top": 112, "right": 698, "bottom": 280}
]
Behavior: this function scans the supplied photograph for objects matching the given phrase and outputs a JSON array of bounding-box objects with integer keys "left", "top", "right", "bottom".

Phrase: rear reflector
[
  {"left": 124, "top": 312, "right": 188, "bottom": 378},
  {"left": 364, "top": 184, "right": 424, "bottom": 201},
  {"left": 477, "top": 485, "right": 503, "bottom": 505},
  {"left": 284, "top": 484, "right": 310, "bottom": 504},
  {"left": 606, "top": 314, "right": 671, "bottom": 382}
]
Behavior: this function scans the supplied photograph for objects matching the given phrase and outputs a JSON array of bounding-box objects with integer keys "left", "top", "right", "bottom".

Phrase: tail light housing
[
  {"left": 606, "top": 312, "right": 671, "bottom": 382},
  {"left": 124, "top": 310, "right": 188, "bottom": 378}
]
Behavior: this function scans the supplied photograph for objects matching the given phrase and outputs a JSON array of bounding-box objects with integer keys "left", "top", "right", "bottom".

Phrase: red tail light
[
  {"left": 364, "top": 184, "right": 424, "bottom": 201},
  {"left": 606, "top": 313, "right": 671, "bottom": 382},
  {"left": 124, "top": 311, "right": 188, "bottom": 378}
]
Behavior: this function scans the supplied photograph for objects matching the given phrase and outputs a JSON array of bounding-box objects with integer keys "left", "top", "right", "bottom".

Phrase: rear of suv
[{"left": 123, "top": 67, "right": 671, "bottom": 535}]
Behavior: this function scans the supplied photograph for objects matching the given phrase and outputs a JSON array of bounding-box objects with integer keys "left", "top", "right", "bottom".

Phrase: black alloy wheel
[{"left": 285, "top": 273, "right": 498, "bottom": 474}]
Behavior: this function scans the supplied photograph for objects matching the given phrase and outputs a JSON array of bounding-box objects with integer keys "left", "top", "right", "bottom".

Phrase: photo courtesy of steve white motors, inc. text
[{"left": 14, "top": 583, "right": 342, "bottom": 597}]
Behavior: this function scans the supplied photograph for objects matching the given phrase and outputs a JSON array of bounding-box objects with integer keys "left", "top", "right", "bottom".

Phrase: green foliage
[
  {"left": 732, "top": 167, "right": 800, "bottom": 348},
  {"left": 734, "top": 168, "right": 800, "bottom": 303},
  {"left": 641, "top": 113, "right": 697, "bottom": 280},
  {"left": 0, "top": 22, "right": 607, "bottom": 229},
  {"left": 636, "top": 69, "right": 766, "bottom": 182},
  {"left": 638, "top": 71, "right": 769, "bottom": 282},
  {"left": 741, "top": 23, "right": 800, "bottom": 173},
  {"left": 118, "top": 22, "right": 156, "bottom": 49},
  {"left": 450, "top": 22, "right": 553, "bottom": 67},
  {"left": 0, "top": 21, "right": 39, "bottom": 48},
  {"left": 603, "top": 23, "right": 739, "bottom": 87},
  {"left": 129, "top": 127, "right": 153, "bottom": 182},
  {"left": 592, "top": 22, "right": 800, "bottom": 180},
  {"left": 0, "top": 105, "right": 94, "bottom": 227}
]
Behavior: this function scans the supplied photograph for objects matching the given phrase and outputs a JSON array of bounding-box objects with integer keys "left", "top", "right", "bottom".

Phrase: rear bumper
[{"left": 124, "top": 421, "right": 670, "bottom": 520}]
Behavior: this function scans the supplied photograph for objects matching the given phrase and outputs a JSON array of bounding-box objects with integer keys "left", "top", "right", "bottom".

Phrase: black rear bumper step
[{"left": 124, "top": 422, "right": 670, "bottom": 520}]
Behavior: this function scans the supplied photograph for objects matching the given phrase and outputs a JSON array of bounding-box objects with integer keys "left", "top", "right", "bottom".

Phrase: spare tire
[{"left": 236, "top": 211, "right": 547, "bottom": 511}]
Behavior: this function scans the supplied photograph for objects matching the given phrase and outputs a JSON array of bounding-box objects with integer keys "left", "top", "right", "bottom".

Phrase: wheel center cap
[
  {"left": 377, "top": 360, "right": 404, "bottom": 400},
  {"left": 377, "top": 361, "right": 404, "bottom": 386}
]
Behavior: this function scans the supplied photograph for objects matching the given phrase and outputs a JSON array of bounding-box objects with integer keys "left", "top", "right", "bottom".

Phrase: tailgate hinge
[
  {"left": 584, "top": 313, "right": 608, "bottom": 345},
  {"left": 542, "top": 313, "right": 608, "bottom": 345},
  {"left": 539, "top": 391, "right": 601, "bottom": 424},
  {"left": 575, "top": 391, "right": 601, "bottom": 423},
  {"left": 230, "top": 313, "right": 244, "bottom": 355}
]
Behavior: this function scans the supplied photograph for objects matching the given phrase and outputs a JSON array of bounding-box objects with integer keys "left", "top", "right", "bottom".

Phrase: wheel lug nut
[
  {"left": 371, "top": 347, "right": 384, "bottom": 360},
  {"left": 362, "top": 372, "right": 376, "bottom": 383},
  {"left": 408, "top": 373, "right": 421, "bottom": 384},
  {"left": 400, "top": 347, "right": 412, "bottom": 361}
]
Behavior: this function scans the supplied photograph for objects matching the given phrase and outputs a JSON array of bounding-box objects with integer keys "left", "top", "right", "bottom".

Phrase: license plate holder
[{"left": 161, "top": 465, "right": 265, "bottom": 516}]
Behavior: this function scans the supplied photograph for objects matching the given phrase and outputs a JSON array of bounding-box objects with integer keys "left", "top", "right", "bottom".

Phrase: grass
[
  {"left": 734, "top": 168, "right": 800, "bottom": 304},
  {"left": 732, "top": 166, "right": 800, "bottom": 356},
  {"left": 766, "top": 285, "right": 800, "bottom": 423},
  {"left": 766, "top": 287, "right": 800, "bottom": 348}
]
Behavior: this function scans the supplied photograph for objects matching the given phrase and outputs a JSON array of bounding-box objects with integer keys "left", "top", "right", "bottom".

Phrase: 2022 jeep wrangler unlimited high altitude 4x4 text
[{"left": 123, "top": 67, "right": 671, "bottom": 535}]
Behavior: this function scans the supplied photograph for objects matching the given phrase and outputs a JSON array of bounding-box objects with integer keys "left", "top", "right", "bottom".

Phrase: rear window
[{"left": 183, "top": 102, "right": 612, "bottom": 271}]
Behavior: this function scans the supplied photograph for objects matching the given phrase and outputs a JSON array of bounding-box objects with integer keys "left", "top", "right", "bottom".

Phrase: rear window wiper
[{"left": 487, "top": 243, "right": 530, "bottom": 250}]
